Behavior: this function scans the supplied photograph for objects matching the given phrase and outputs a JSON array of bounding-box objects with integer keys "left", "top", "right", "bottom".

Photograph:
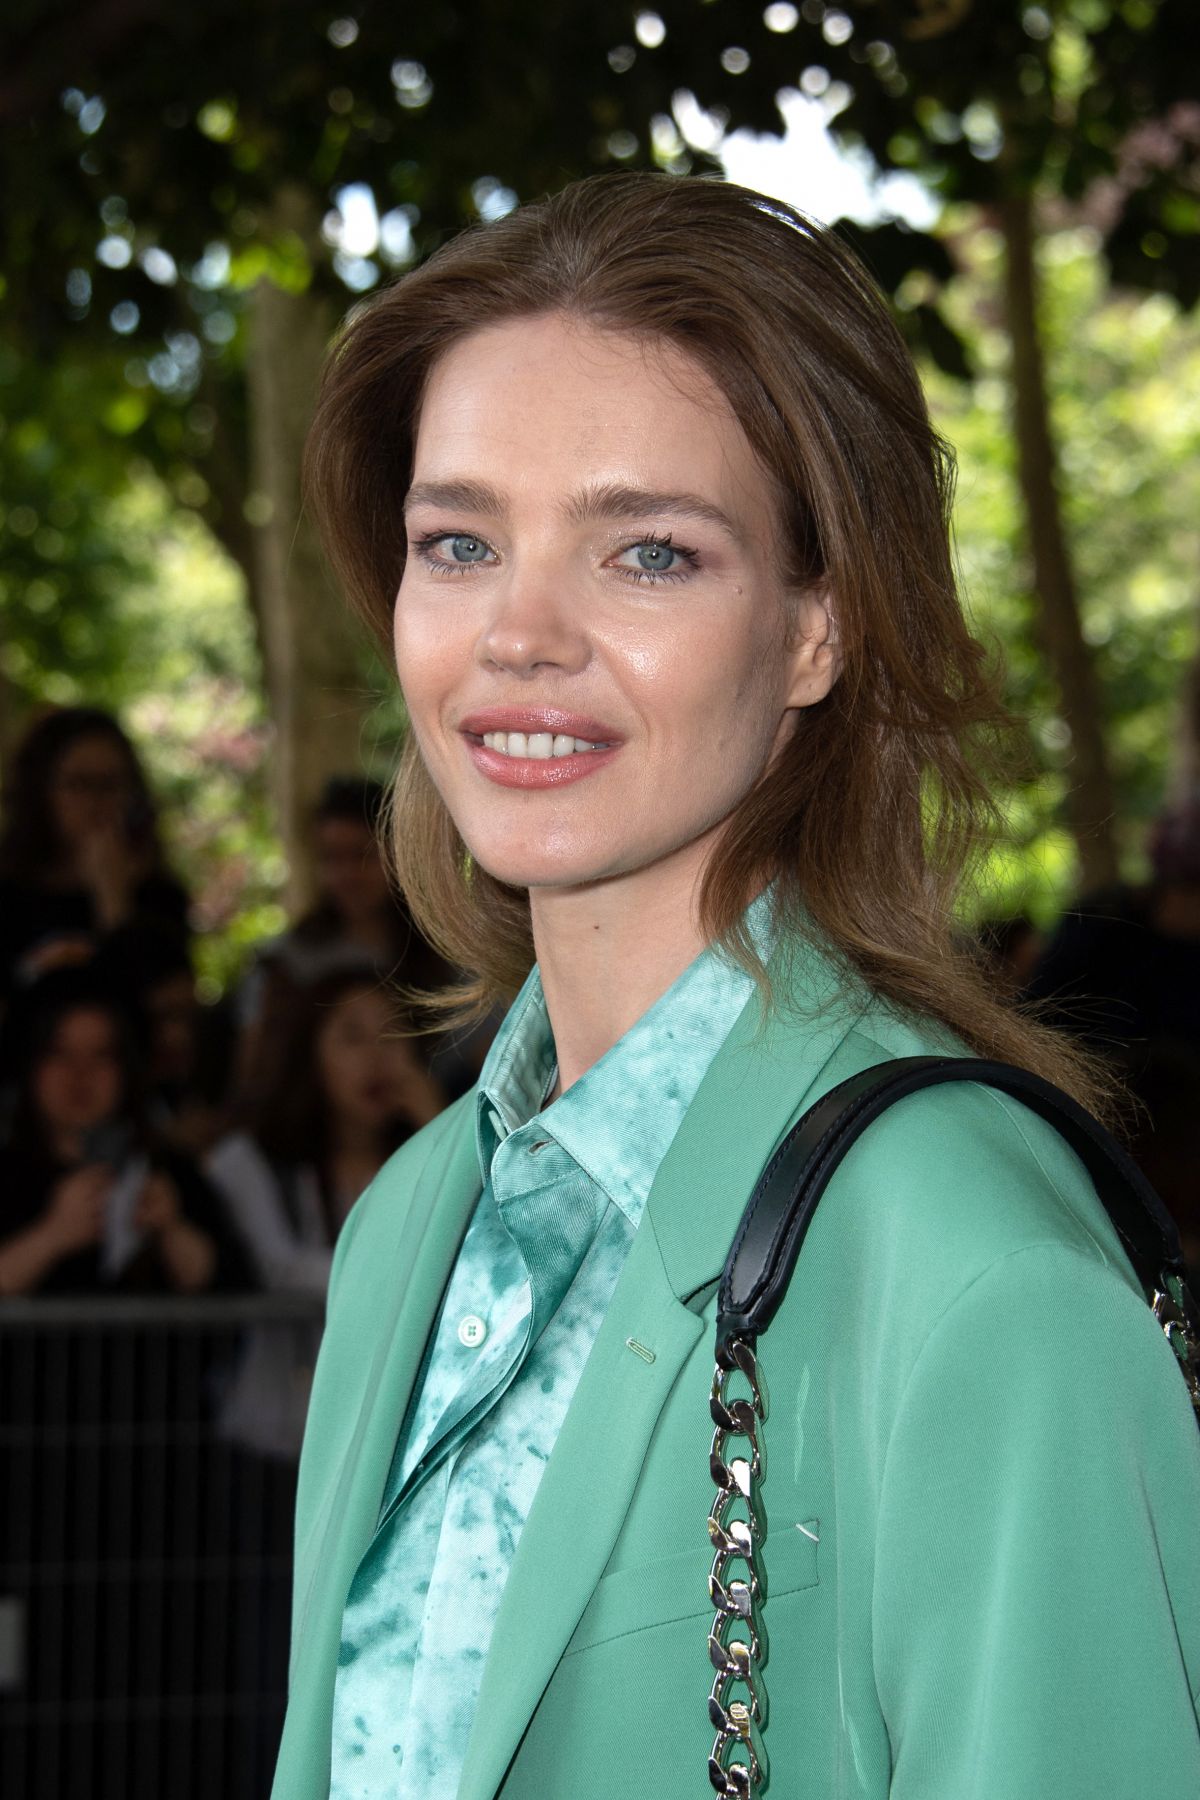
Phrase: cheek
[
  {"left": 321, "top": 1036, "right": 371, "bottom": 1105},
  {"left": 392, "top": 584, "right": 439, "bottom": 691},
  {"left": 32, "top": 1064, "right": 60, "bottom": 1116},
  {"left": 394, "top": 580, "right": 478, "bottom": 711},
  {"left": 94, "top": 1064, "right": 122, "bottom": 1111},
  {"left": 668, "top": 646, "right": 783, "bottom": 763},
  {"left": 314, "top": 1034, "right": 342, "bottom": 1095},
  {"left": 52, "top": 793, "right": 83, "bottom": 835}
]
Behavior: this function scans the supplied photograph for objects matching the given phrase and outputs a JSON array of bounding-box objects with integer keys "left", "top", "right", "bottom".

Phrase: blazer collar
[{"left": 649, "top": 928, "right": 872, "bottom": 1304}]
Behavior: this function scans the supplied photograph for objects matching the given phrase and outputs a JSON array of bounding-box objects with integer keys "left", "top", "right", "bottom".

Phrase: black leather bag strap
[{"left": 718, "top": 1055, "right": 1194, "bottom": 1361}]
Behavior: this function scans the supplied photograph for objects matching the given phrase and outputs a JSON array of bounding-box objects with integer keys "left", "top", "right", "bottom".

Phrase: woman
[
  {"left": 275, "top": 176, "right": 1200, "bottom": 1798},
  {"left": 234, "top": 779, "right": 479, "bottom": 1106},
  {"left": 0, "top": 972, "right": 238, "bottom": 1296},
  {"left": 210, "top": 968, "right": 444, "bottom": 1296},
  {"left": 207, "top": 969, "right": 444, "bottom": 1457},
  {"left": 0, "top": 706, "right": 190, "bottom": 1006}
]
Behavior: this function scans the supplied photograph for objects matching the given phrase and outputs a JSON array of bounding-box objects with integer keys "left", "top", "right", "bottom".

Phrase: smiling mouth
[{"left": 477, "top": 730, "right": 613, "bottom": 759}]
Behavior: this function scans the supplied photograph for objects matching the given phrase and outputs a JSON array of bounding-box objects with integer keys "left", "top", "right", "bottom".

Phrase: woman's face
[
  {"left": 33, "top": 1006, "right": 124, "bottom": 1136},
  {"left": 394, "top": 313, "right": 837, "bottom": 899},
  {"left": 315, "top": 985, "right": 421, "bottom": 1134},
  {"left": 50, "top": 733, "right": 137, "bottom": 847},
  {"left": 314, "top": 817, "right": 391, "bottom": 922}
]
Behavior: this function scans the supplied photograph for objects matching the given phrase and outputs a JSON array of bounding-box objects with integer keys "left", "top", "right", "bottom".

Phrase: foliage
[
  {"left": 0, "top": 445, "right": 284, "bottom": 995},
  {"left": 0, "top": 343, "right": 154, "bottom": 708},
  {"left": 928, "top": 220, "right": 1200, "bottom": 921},
  {"left": 3, "top": 0, "right": 1199, "bottom": 972},
  {"left": 0, "top": 0, "right": 960, "bottom": 526}
]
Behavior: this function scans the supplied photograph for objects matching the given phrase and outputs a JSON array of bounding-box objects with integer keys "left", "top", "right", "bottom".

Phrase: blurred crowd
[
  {"left": 973, "top": 794, "right": 1200, "bottom": 1280},
  {"left": 0, "top": 706, "right": 493, "bottom": 1453},
  {"left": 1, "top": 704, "right": 1198, "bottom": 1410}
]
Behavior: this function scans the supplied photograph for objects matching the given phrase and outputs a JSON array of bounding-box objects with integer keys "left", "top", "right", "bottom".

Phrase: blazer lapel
[
  {"left": 457, "top": 1215, "right": 704, "bottom": 1800},
  {"left": 458, "top": 931, "right": 871, "bottom": 1799},
  {"left": 278, "top": 1104, "right": 483, "bottom": 1795}
]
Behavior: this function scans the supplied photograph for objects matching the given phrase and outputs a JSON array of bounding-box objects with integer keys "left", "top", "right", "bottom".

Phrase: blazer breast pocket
[{"left": 565, "top": 1518, "right": 820, "bottom": 1658}]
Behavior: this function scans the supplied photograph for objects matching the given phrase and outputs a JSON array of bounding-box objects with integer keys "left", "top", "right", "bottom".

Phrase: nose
[{"left": 475, "top": 558, "right": 590, "bottom": 678}]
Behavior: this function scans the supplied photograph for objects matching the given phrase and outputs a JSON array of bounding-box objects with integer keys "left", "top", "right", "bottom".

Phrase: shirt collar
[{"left": 474, "top": 889, "right": 774, "bottom": 1228}]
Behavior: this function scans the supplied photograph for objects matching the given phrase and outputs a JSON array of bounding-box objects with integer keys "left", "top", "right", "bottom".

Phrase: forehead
[
  {"left": 49, "top": 1007, "right": 118, "bottom": 1050},
  {"left": 324, "top": 984, "right": 386, "bottom": 1027},
  {"left": 412, "top": 314, "right": 774, "bottom": 525},
  {"left": 57, "top": 733, "right": 130, "bottom": 773}
]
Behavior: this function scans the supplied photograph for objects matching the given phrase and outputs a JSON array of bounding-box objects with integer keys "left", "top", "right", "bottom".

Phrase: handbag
[{"left": 705, "top": 1055, "right": 1200, "bottom": 1798}]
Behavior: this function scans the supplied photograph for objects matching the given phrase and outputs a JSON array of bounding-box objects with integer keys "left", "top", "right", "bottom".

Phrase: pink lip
[
  {"left": 465, "top": 739, "right": 620, "bottom": 789},
  {"left": 459, "top": 706, "right": 621, "bottom": 742}
]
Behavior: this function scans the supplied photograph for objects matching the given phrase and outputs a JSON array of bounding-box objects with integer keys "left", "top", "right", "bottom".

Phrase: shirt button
[{"left": 457, "top": 1314, "right": 487, "bottom": 1349}]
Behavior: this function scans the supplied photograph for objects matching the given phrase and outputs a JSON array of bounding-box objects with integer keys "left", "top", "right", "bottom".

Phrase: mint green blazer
[{"left": 274, "top": 937, "right": 1200, "bottom": 1798}]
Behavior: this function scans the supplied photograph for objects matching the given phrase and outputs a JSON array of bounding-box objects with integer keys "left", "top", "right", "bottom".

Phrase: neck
[
  {"left": 344, "top": 908, "right": 391, "bottom": 949},
  {"left": 46, "top": 847, "right": 83, "bottom": 888},
  {"left": 49, "top": 1125, "right": 86, "bottom": 1163},
  {"left": 530, "top": 846, "right": 719, "bottom": 1095},
  {"left": 330, "top": 1116, "right": 383, "bottom": 1159}
]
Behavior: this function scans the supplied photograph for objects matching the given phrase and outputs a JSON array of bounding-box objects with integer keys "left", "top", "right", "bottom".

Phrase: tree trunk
[
  {"left": 245, "top": 185, "right": 372, "bottom": 912},
  {"left": 998, "top": 188, "right": 1120, "bottom": 893},
  {"left": 0, "top": 661, "right": 27, "bottom": 764},
  {"left": 1169, "top": 626, "right": 1200, "bottom": 800}
]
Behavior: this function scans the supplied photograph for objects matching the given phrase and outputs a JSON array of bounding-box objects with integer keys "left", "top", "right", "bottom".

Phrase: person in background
[
  {"left": 971, "top": 913, "right": 1044, "bottom": 999},
  {"left": 206, "top": 968, "right": 445, "bottom": 1456},
  {"left": 0, "top": 970, "right": 243, "bottom": 1297},
  {"left": 237, "top": 776, "right": 450, "bottom": 1014},
  {"left": 1024, "top": 798, "right": 1200, "bottom": 1271},
  {"left": 235, "top": 777, "right": 488, "bottom": 1106},
  {"left": 210, "top": 967, "right": 444, "bottom": 1291},
  {"left": 0, "top": 706, "right": 190, "bottom": 1007},
  {"left": 1024, "top": 793, "right": 1200, "bottom": 1065},
  {"left": 1122, "top": 1037, "right": 1200, "bottom": 1288},
  {"left": 94, "top": 923, "right": 237, "bottom": 1157}
]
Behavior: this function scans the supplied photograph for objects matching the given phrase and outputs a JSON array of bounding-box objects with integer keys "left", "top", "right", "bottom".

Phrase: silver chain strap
[
  {"left": 705, "top": 1276, "right": 1200, "bottom": 1799},
  {"left": 707, "top": 1335, "right": 768, "bottom": 1796},
  {"left": 1153, "top": 1274, "right": 1200, "bottom": 1418}
]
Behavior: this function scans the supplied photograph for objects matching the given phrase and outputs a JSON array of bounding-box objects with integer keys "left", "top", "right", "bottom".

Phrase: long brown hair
[{"left": 305, "top": 173, "right": 1106, "bottom": 1112}]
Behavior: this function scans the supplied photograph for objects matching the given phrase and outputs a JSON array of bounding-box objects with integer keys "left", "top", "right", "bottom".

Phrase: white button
[{"left": 457, "top": 1314, "right": 487, "bottom": 1349}]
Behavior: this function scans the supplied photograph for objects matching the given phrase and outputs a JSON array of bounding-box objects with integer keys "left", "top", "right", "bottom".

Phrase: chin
[{"left": 468, "top": 841, "right": 625, "bottom": 893}]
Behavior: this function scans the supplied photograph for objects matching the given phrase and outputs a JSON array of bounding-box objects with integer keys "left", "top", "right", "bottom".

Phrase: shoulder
[
  {"left": 817, "top": 1006, "right": 1135, "bottom": 1282},
  {"left": 753, "top": 1006, "right": 1200, "bottom": 1499},
  {"left": 206, "top": 1129, "right": 272, "bottom": 1184},
  {"left": 763, "top": 1002, "right": 1157, "bottom": 1419}
]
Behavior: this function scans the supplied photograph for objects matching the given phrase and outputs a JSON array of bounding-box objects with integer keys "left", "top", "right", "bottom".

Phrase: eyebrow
[
  {"left": 404, "top": 479, "right": 503, "bottom": 518},
  {"left": 403, "top": 478, "right": 742, "bottom": 541}
]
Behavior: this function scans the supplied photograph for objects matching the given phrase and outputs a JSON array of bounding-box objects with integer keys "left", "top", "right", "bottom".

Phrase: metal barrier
[{"left": 0, "top": 1294, "right": 324, "bottom": 1800}]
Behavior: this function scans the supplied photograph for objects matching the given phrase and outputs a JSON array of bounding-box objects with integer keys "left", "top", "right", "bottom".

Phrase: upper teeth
[{"left": 482, "top": 731, "right": 606, "bottom": 758}]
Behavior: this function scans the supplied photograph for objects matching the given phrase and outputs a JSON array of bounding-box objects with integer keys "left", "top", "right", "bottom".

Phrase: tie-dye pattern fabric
[{"left": 329, "top": 911, "right": 768, "bottom": 1799}]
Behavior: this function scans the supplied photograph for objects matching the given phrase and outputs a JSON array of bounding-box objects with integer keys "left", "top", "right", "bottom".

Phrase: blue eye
[
  {"left": 413, "top": 531, "right": 496, "bottom": 575},
  {"left": 633, "top": 541, "right": 678, "bottom": 571},
  {"left": 614, "top": 536, "right": 697, "bottom": 582},
  {"left": 447, "top": 534, "right": 490, "bottom": 563}
]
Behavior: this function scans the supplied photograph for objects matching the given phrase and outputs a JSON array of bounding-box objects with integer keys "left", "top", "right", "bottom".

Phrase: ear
[{"left": 782, "top": 587, "right": 841, "bottom": 709}]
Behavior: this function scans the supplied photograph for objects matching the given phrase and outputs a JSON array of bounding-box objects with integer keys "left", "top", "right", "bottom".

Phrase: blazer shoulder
[{"left": 810, "top": 1012, "right": 1140, "bottom": 1299}]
